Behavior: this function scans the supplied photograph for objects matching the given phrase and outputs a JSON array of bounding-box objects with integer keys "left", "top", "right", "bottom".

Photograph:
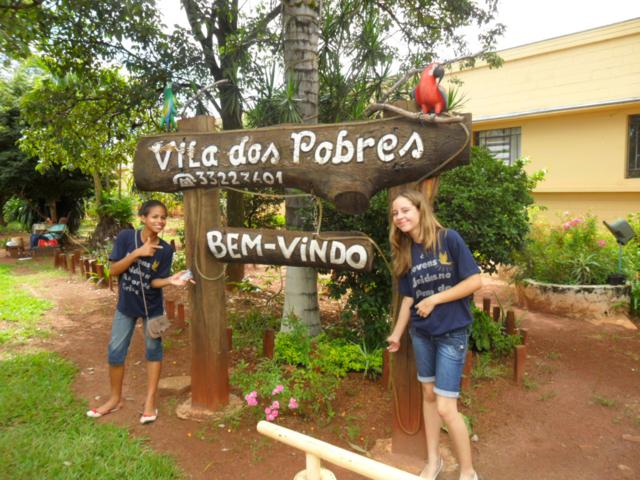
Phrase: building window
[
  {"left": 629, "top": 115, "right": 640, "bottom": 178},
  {"left": 474, "top": 127, "right": 521, "bottom": 165}
]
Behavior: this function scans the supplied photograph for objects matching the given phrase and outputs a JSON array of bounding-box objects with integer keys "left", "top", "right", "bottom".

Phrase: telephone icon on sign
[{"left": 173, "top": 173, "right": 197, "bottom": 187}]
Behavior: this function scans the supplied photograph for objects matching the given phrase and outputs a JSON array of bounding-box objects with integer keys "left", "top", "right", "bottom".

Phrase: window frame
[
  {"left": 473, "top": 127, "right": 522, "bottom": 165},
  {"left": 628, "top": 115, "right": 640, "bottom": 179}
]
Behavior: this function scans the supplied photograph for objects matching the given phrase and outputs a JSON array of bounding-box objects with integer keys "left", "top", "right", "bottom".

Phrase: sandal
[
  {"left": 86, "top": 405, "right": 120, "bottom": 418},
  {"left": 140, "top": 409, "right": 158, "bottom": 425},
  {"left": 420, "top": 456, "right": 443, "bottom": 480}
]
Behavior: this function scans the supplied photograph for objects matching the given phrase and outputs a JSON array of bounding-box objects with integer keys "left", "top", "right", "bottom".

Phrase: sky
[{"left": 157, "top": 0, "right": 640, "bottom": 53}]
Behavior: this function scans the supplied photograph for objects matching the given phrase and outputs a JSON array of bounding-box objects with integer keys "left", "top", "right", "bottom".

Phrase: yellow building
[{"left": 446, "top": 18, "right": 640, "bottom": 223}]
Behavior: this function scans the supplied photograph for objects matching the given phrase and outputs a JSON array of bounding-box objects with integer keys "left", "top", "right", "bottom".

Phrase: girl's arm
[
  {"left": 386, "top": 296, "right": 415, "bottom": 352},
  {"left": 110, "top": 237, "right": 160, "bottom": 276},
  {"left": 414, "top": 273, "right": 482, "bottom": 318},
  {"left": 150, "top": 271, "right": 194, "bottom": 289}
]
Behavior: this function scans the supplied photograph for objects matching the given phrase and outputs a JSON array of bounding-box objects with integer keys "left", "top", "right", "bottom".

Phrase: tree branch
[{"left": 366, "top": 103, "right": 463, "bottom": 124}]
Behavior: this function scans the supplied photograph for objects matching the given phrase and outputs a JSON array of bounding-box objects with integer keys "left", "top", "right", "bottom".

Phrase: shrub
[
  {"left": 514, "top": 214, "right": 620, "bottom": 285},
  {"left": 469, "top": 305, "right": 520, "bottom": 356},
  {"left": 435, "top": 147, "right": 543, "bottom": 274}
]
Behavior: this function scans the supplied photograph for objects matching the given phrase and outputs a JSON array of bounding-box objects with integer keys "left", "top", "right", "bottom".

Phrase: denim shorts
[
  {"left": 409, "top": 325, "right": 470, "bottom": 398},
  {"left": 108, "top": 310, "right": 163, "bottom": 365}
]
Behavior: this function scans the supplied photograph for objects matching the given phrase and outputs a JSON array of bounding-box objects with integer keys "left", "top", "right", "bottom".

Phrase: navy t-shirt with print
[
  {"left": 399, "top": 229, "right": 480, "bottom": 336},
  {"left": 109, "top": 229, "right": 173, "bottom": 319}
]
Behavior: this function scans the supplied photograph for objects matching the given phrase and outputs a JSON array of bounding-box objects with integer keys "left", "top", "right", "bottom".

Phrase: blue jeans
[
  {"left": 108, "top": 310, "right": 163, "bottom": 365},
  {"left": 409, "top": 325, "right": 470, "bottom": 398}
]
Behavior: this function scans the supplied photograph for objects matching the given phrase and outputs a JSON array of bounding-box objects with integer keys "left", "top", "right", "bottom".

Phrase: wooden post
[
  {"left": 69, "top": 254, "right": 76, "bottom": 274},
  {"left": 519, "top": 327, "right": 529, "bottom": 345},
  {"left": 461, "top": 351, "right": 474, "bottom": 392},
  {"left": 492, "top": 306, "right": 501, "bottom": 322},
  {"left": 506, "top": 310, "right": 517, "bottom": 335},
  {"left": 96, "top": 264, "right": 104, "bottom": 286},
  {"left": 176, "top": 303, "right": 186, "bottom": 329},
  {"left": 382, "top": 349, "right": 390, "bottom": 390},
  {"left": 263, "top": 328, "right": 275, "bottom": 359},
  {"left": 165, "top": 299, "right": 176, "bottom": 320},
  {"left": 226, "top": 327, "right": 233, "bottom": 351},
  {"left": 482, "top": 297, "right": 491, "bottom": 314},
  {"left": 73, "top": 252, "right": 81, "bottom": 274},
  {"left": 514, "top": 345, "right": 526, "bottom": 384},
  {"left": 84, "top": 259, "right": 91, "bottom": 279},
  {"left": 181, "top": 116, "right": 229, "bottom": 411}
]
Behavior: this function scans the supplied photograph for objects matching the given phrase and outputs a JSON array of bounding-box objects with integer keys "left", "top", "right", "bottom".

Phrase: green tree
[
  {"left": 18, "top": 67, "right": 151, "bottom": 242},
  {"left": 0, "top": 61, "right": 91, "bottom": 231},
  {"left": 435, "top": 147, "right": 544, "bottom": 274}
]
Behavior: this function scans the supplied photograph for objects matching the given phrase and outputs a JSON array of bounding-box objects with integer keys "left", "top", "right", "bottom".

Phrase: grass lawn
[
  {"left": 0, "top": 263, "right": 56, "bottom": 345},
  {"left": 0, "top": 352, "right": 182, "bottom": 479}
]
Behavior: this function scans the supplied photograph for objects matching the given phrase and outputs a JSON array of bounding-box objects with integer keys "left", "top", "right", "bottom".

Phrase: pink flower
[
  {"left": 288, "top": 398, "right": 298, "bottom": 409},
  {"left": 272, "top": 384, "right": 284, "bottom": 395},
  {"left": 597, "top": 240, "right": 606, "bottom": 247},
  {"left": 264, "top": 407, "right": 272, "bottom": 415},
  {"left": 271, "top": 400, "right": 280, "bottom": 410},
  {"left": 266, "top": 413, "right": 276, "bottom": 422},
  {"left": 244, "top": 391, "right": 258, "bottom": 406},
  {"left": 562, "top": 222, "right": 572, "bottom": 230}
]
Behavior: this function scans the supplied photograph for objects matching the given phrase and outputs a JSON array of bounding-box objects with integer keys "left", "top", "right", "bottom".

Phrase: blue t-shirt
[
  {"left": 110, "top": 229, "right": 173, "bottom": 319},
  {"left": 399, "top": 229, "right": 480, "bottom": 336}
]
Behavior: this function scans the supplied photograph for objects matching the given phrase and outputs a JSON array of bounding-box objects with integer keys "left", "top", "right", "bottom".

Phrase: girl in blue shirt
[
  {"left": 87, "top": 200, "right": 191, "bottom": 424},
  {"left": 387, "top": 190, "right": 482, "bottom": 480}
]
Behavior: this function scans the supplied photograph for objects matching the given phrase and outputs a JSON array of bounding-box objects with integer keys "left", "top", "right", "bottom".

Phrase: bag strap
[{"left": 134, "top": 229, "right": 150, "bottom": 321}]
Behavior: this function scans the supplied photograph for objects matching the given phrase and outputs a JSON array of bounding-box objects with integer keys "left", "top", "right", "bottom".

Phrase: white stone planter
[{"left": 516, "top": 279, "right": 631, "bottom": 321}]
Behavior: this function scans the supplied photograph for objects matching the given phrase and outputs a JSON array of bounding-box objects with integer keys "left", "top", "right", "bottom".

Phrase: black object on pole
[{"left": 603, "top": 219, "right": 635, "bottom": 285}]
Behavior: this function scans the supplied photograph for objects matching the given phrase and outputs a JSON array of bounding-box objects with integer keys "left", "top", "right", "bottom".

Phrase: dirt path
[{"left": 5, "top": 257, "right": 640, "bottom": 480}]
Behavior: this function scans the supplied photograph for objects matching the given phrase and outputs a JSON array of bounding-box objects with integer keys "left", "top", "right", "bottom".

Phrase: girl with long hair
[{"left": 387, "top": 190, "right": 482, "bottom": 480}]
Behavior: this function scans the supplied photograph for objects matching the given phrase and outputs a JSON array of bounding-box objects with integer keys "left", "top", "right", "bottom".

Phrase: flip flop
[
  {"left": 86, "top": 405, "right": 120, "bottom": 418},
  {"left": 419, "top": 456, "right": 443, "bottom": 480},
  {"left": 140, "top": 409, "right": 158, "bottom": 425}
]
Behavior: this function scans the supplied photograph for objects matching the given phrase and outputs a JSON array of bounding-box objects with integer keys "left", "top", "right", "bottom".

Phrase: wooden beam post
[
  {"left": 176, "top": 303, "right": 186, "bottom": 329},
  {"left": 482, "top": 297, "right": 491, "bottom": 314},
  {"left": 514, "top": 345, "right": 526, "bottom": 384},
  {"left": 263, "top": 329, "right": 275, "bottom": 359},
  {"left": 506, "top": 310, "right": 517, "bottom": 335},
  {"left": 181, "top": 116, "right": 229, "bottom": 411},
  {"left": 461, "top": 351, "right": 474, "bottom": 392}
]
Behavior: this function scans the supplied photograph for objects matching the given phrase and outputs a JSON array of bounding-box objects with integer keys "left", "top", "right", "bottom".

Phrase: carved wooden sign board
[
  {"left": 134, "top": 115, "right": 471, "bottom": 215},
  {"left": 207, "top": 228, "right": 374, "bottom": 272}
]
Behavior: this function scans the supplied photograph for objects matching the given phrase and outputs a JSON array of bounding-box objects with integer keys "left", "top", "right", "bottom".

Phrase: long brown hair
[{"left": 389, "top": 190, "right": 443, "bottom": 277}]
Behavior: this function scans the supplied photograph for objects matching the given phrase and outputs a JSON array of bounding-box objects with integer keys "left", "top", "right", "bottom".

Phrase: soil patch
[{"left": 4, "top": 257, "right": 640, "bottom": 480}]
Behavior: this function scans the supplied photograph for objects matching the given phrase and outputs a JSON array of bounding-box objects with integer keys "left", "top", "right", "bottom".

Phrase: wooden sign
[
  {"left": 206, "top": 228, "right": 375, "bottom": 272},
  {"left": 134, "top": 115, "right": 471, "bottom": 214}
]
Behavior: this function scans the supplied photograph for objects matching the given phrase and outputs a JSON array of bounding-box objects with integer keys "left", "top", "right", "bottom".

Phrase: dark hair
[{"left": 138, "top": 200, "right": 168, "bottom": 217}]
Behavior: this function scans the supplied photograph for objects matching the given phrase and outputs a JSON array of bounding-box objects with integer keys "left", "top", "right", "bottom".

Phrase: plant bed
[{"left": 516, "top": 278, "right": 631, "bottom": 321}]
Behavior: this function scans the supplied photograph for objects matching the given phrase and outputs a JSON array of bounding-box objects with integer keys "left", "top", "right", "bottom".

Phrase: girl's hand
[
  {"left": 168, "top": 271, "right": 196, "bottom": 287},
  {"left": 415, "top": 297, "right": 437, "bottom": 318},
  {"left": 386, "top": 335, "right": 401, "bottom": 352},
  {"left": 136, "top": 237, "right": 161, "bottom": 258}
]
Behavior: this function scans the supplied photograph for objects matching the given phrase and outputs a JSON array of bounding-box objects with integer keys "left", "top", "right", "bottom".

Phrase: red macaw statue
[{"left": 414, "top": 63, "right": 448, "bottom": 115}]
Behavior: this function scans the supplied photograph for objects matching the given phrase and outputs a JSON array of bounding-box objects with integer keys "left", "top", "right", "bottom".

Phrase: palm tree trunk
[{"left": 282, "top": 0, "right": 321, "bottom": 335}]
